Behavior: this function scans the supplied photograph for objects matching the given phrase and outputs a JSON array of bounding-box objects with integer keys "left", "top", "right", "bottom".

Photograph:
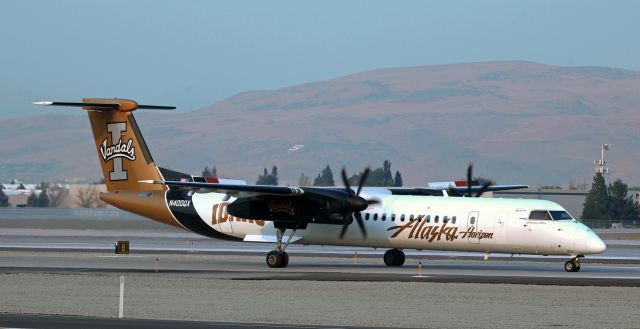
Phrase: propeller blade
[
  {"left": 338, "top": 166, "right": 371, "bottom": 239},
  {"left": 354, "top": 212, "right": 367, "bottom": 238},
  {"left": 356, "top": 167, "right": 371, "bottom": 195},
  {"left": 474, "top": 181, "right": 492, "bottom": 197},
  {"left": 341, "top": 167, "right": 352, "bottom": 195},
  {"left": 339, "top": 212, "right": 351, "bottom": 239},
  {"left": 466, "top": 162, "right": 473, "bottom": 197}
]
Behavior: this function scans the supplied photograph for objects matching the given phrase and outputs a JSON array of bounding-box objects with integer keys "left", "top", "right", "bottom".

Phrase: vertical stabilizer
[
  {"left": 83, "top": 98, "right": 166, "bottom": 192},
  {"left": 34, "top": 98, "right": 181, "bottom": 227}
]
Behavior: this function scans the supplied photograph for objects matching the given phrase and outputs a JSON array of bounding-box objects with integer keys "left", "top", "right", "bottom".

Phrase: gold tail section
[
  {"left": 36, "top": 98, "right": 181, "bottom": 227},
  {"left": 84, "top": 99, "right": 179, "bottom": 226},
  {"left": 84, "top": 98, "right": 166, "bottom": 192}
]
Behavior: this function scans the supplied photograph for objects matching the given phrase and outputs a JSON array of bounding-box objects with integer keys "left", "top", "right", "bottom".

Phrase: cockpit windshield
[
  {"left": 528, "top": 210, "right": 551, "bottom": 220},
  {"left": 528, "top": 210, "right": 574, "bottom": 220},
  {"left": 549, "top": 210, "right": 574, "bottom": 220}
]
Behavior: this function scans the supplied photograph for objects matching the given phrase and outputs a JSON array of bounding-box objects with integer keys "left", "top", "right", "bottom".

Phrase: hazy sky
[{"left": 1, "top": 0, "right": 638, "bottom": 112}]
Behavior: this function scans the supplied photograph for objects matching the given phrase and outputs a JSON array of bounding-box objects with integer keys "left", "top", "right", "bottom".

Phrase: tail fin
[
  {"left": 35, "top": 98, "right": 174, "bottom": 192},
  {"left": 34, "top": 98, "right": 187, "bottom": 228}
]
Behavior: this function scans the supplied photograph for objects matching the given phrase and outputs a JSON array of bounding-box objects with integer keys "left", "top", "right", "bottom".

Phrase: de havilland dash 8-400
[{"left": 35, "top": 98, "right": 607, "bottom": 272}]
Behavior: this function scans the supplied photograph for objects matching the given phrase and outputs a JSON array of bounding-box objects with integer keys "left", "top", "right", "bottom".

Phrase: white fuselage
[{"left": 187, "top": 188, "right": 606, "bottom": 257}]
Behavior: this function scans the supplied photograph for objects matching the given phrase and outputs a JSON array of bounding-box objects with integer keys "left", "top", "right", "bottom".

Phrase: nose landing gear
[{"left": 564, "top": 257, "right": 581, "bottom": 272}]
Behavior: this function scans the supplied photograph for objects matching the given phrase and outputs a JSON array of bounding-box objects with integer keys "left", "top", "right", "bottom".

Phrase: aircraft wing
[
  {"left": 140, "top": 180, "right": 304, "bottom": 197},
  {"left": 143, "top": 180, "right": 528, "bottom": 197},
  {"left": 389, "top": 184, "right": 529, "bottom": 196},
  {"left": 142, "top": 177, "right": 373, "bottom": 238},
  {"left": 445, "top": 184, "right": 528, "bottom": 193}
]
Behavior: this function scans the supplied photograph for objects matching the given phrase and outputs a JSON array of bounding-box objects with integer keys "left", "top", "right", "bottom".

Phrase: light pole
[{"left": 594, "top": 144, "right": 610, "bottom": 175}]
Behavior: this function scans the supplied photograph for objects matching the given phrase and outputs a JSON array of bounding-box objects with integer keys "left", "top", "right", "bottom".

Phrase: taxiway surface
[
  {"left": 1, "top": 216, "right": 640, "bottom": 285},
  {"left": 2, "top": 216, "right": 640, "bottom": 328}
]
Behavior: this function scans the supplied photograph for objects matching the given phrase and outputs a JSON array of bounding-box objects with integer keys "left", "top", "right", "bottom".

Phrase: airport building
[{"left": 1, "top": 183, "right": 107, "bottom": 208}]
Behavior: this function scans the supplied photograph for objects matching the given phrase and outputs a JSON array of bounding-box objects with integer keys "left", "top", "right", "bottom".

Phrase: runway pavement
[
  {"left": 2, "top": 216, "right": 640, "bottom": 328},
  {"left": 1, "top": 216, "right": 640, "bottom": 286},
  {"left": 0, "top": 314, "right": 392, "bottom": 329}
]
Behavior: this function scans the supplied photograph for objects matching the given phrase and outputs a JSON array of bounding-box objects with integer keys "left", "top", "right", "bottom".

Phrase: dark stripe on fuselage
[{"left": 166, "top": 190, "right": 242, "bottom": 241}]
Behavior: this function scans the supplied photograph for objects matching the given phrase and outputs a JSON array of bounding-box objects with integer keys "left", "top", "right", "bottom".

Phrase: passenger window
[
  {"left": 373, "top": 213, "right": 378, "bottom": 221},
  {"left": 365, "top": 213, "right": 370, "bottom": 220},
  {"left": 426, "top": 215, "right": 430, "bottom": 223},
  {"left": 409, "top": 214, "right": 414, "bottom": 221},
  {"left": 443, "top": 216, "right": 449, "bottom": 223},
  {"left": 381, "top": 213, "right": 386, "bottom": 221},
  {"left": 417, "top": 215, "right": 423, "bottom": 222},
  {"left": 434, "top": 215, "right": 439, "bottom": 223},
  {"left": 391, "top": 214, "right": 396, "bottom": 221},
  {"left": 400, "top": 214, "right": 405, "bottom": 222},
  {"left": 529, "top": 210, "right": 551, "bottom": 220},
  {"left": 452, "top": 216, "right": 456, "bottom": 224}
]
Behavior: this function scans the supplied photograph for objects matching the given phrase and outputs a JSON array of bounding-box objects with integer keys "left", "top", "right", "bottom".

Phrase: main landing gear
[
  {"left": 266, "top": 227, "right": 297, "bottom": 268},
  {"left": 564, "top": 256, "right": 582, "bottom": 272},
  {"left": 383, "top": 248, "right": 405, "bottom": 267}
]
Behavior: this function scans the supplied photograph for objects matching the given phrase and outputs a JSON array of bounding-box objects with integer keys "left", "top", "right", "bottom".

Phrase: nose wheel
[{"left": 564, "top": 257, "right": 581, "bottom": 272}]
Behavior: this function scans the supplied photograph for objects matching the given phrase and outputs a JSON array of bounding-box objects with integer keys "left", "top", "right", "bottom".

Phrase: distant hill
[
  {"left": 2, "top": 61, "right": 640, "bottom": 186},
  {"left": 0, "top": 85, "right": 46, "bottom": 119}
]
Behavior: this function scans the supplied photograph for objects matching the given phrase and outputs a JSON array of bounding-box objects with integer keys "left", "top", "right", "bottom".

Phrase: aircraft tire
[
  {"left": 266, "top": 250, "right": 287, "bottom": 268},
  {"left": 383, "top": 249, "right": 396, "bottom": 266},
  {"left": 564, "top": 260, "right": 580, "bottom": 272},
  {"left": 395, "top": 249, "right": 406, "bottom": 266},
  {"left": 384, "top": 249, "right": 405, "bottom": 267}
]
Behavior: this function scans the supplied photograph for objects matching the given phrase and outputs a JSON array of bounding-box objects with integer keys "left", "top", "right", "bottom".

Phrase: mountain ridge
[{"left": 2, "top": 61, "right": 639, "bottom": 186}]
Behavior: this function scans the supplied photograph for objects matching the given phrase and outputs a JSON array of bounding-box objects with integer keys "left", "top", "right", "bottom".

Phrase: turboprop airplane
[{"left": 35, "top": 98, "right": 607, "bottom": 272}]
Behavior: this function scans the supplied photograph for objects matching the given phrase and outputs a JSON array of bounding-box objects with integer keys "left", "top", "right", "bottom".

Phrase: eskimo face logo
[
  {"left": 102, "top": 122, "right": 136, "bottom": 181},
  {"left": 268, "top": 199, "right": 295, "bottom": 215}
]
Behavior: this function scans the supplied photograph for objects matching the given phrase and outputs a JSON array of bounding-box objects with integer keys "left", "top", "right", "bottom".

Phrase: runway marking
[{"left": 99, "top": 255, "right": 145, "bottom": 258}]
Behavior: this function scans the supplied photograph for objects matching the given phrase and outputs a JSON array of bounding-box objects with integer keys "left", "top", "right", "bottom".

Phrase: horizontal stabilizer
[
  {"left": 34, "top": 101, "right": 118, "bottom": 109},
  {"left": 33, "top": 98, "right": 175, "bottom": 112}
]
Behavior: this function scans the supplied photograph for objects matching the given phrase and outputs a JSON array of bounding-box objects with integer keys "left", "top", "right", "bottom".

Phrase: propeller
[
  {"left": 466, "top": 163, "right": 473, "bottom": 197},
  {"left": 338, "top": 167, "right": 378, "bottom": 239},
  {"left": 474, "top": 181, "right": 492, "bottom": 197},
  {"left": 448, "top": 162, "right": 494, "bottom": 198}
]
